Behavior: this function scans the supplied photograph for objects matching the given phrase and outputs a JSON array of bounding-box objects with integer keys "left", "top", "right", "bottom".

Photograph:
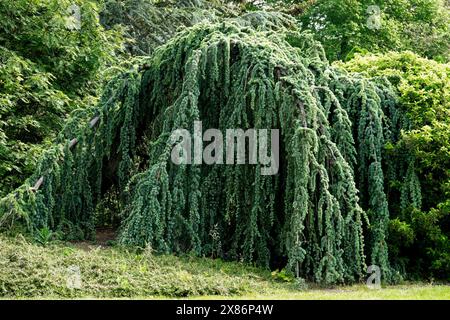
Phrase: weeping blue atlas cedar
[{"left": 1, "top": 13, "right": 410, "bottom": 284}]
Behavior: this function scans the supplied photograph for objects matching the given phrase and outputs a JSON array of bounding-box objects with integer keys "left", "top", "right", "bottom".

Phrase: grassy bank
[{"left": 0, "top": 235, "right": 448, "bottom": 299}]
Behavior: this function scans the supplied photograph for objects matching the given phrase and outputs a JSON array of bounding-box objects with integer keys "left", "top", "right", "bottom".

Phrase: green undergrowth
[
  {"left": 1, "top": 234, "right": 448, "bottom": 299},
  {"left": 0, "top": 234, "right": 295, "bottom": 298}
]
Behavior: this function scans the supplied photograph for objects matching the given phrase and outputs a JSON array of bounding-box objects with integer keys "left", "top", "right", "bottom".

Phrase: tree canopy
[{"left": 300, "top": 0, "right": 450, "bottom": 62}]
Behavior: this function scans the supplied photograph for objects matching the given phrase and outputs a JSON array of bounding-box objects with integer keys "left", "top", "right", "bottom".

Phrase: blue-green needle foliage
[{"left": 0, "top": 13, "right": 408, "bottom": 284}]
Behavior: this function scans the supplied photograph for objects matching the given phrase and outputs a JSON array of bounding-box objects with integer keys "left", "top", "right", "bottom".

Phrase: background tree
[
  {"left": 100, "top": 0, "right": 232, "bottom": 55},
  {"left": 300, "top": 0, "right": 450, "bottom": 62},
  {"left": 0, "top": 0, "right": 124, "bottom": 196}
]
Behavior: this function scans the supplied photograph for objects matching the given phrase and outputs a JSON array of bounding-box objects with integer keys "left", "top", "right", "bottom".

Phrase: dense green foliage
[
  {"left": 300, "top": 0, "right": 450, "bottom": 62},
  {"left": 0, "top": 1, "right": 448, "bottom": 287},
  {"left": 339, "top": 52, "right": 450, "bottom": 280},
  {"left": 0, "top": 0, "right": 123, "bottom": 196}
]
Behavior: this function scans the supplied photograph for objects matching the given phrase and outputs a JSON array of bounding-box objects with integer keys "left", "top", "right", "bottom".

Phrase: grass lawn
[
  {"left": 194, "top": 284, "right": 450, "bottom": 300},
  {"left": 0, "top": 234, "right": 448, "bottom": 300}
]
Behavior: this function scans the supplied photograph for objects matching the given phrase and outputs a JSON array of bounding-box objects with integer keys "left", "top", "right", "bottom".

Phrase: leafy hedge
[{"left": 338, "top": 51, "right": 450, "bottom": 280}]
